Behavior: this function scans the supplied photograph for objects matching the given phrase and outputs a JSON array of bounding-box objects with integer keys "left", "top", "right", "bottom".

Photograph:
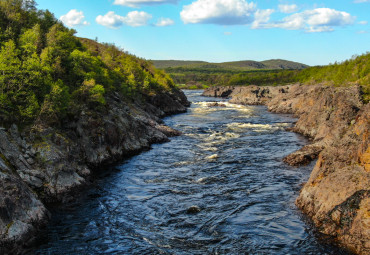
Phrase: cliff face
[
  {"left": 203, "top": 84, "right": 370, "bottom": 254},
  {"left": 0, "top": 89, "right": 190, "bottom": 254}
]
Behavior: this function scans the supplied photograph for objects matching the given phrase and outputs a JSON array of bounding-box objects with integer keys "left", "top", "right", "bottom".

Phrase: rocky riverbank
[
  {"left": 203, "top": 84, "right": 369, "bottom": 254},
  {"left": 0, "top": 89, "right": 190, "bottom": 254}
]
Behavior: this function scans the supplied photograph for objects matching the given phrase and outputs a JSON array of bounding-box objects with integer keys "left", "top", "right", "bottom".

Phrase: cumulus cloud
[
  {"left": 278, "top": 4, "right": 298, "bottom": 14},
  {"left": 96, "top": 11, "right": 125, "bottom": 28},
  {"left": 180, "top": 0, "right": 355, "bottom": 33},
  {"left": 262, "top": 8, "right": 355, "bottom": 32},
  {"left": 123, "top": 11, "right": 152, "bottom": 26},
  {"left": 60, "top": 9, "right": 89, "bottom": 27},
  {"left": 180, "top": 0, "right": 256, "bottom": 25},
  {"left": 359, "top": 20, "right": 368, "bottom": 25},
  {"left": 251, "top": 9, "right": 274, "bottom": 29},
  {"left": 96, "top": 11, "right": 152, "bottom": 28},
  {"left": 114, "top": 0, "right": 178, "bottom": 7},
  {"left": 354, "top": 0, "right": 370, "bottom": 3},
  {"left": 155, "top": 18, "right": 175, "bottom": 26}
]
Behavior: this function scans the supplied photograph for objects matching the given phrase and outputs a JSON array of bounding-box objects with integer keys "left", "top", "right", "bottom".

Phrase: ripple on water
[{"left": 30, "top": 90, "right": 352, "bottom": 255}]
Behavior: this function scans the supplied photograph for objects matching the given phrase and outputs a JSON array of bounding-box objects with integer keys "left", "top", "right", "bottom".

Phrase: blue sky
[{"left": 35, "top": 0, "right": 370, "bottom": 66}]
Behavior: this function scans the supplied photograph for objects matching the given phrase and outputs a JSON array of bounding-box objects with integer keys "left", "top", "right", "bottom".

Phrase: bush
[{"left": 73, "top": 79, "right": 106, "bottom": 106}]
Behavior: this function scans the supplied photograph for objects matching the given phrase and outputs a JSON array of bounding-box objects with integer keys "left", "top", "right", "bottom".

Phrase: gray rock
[
  {"left": 0, "top": 88, "right": 190, "bottom": 252},
  {"left": 187, "top": 206, "right": 201, "bottom": 214},
  {"left": 0, "top": 165, "right": 49, "bottom": 254},
  {"left": 26, "top": 157, "right": 35, "bottom": 165}
]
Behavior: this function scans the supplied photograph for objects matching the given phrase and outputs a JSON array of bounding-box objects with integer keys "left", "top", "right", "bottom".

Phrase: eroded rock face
[
  {"left": 268, "top": 84, "right": 364, "bottom": 168},
  {"left": 0, "top": 90, "right": 190, "bottom": 253},
  {"left": 203, "top": 85, "right": 290, "bottom": 105},
  {"left": 202, "top": 86, "right": 234, "bottom": 98},
  {"left": 229, "top": 85, "right": 289, "bottom": 105},
  {"left": 204, "top": 84, "right": 369, "bottom": 254},
  {"left": 296, "top": 104, "right": 370, "bottom": 255},
  {"left": 0, "top": 159, "right": 49, "bottom": 255},
  {"left": 283, "top": 143, "right": 324, "bottom": 166}
]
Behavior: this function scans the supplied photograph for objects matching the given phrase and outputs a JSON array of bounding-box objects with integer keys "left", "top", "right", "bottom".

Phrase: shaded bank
[
  {"left": 203, "top": 84, "right": 369, "bottom": 254},
  {"left": 0, "top": 89, "right": 190, "bottom": 254}
]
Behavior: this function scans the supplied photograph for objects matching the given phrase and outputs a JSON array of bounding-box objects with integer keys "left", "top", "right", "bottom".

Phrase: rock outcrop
[
  {"left": 202, "top": 85, "right": 289, "bottom": 105},
  {"left": 0, "top": 89, "right": 190, "bottom": 254},
  {"left": 203, "top": 84, "right": 369, "bottom": 254}
]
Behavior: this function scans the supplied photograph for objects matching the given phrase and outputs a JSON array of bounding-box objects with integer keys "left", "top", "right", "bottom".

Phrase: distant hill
[
  {"left": 150, "top": 60, "right": 208, "bottom": 69},
  {"left": 261, "top": 59, "right": 309, "bottom": 70},
  {"left": 151, "top": 59, "right": 309, "bottom": 71}
]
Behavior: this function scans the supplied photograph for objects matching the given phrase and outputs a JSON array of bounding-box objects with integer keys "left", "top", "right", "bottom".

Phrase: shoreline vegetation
[{"left": 154, "top": 53, "right": 370, "bottom": 103}]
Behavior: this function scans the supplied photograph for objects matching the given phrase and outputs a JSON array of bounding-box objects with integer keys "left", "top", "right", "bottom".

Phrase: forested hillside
[{"left": 0, "top": 0, "right": 176, "bottom": 126}]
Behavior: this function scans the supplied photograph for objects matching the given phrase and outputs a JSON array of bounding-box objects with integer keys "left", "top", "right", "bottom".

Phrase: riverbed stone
[{"left": 187, "top": 206, "right": 201, "bottom": 214}]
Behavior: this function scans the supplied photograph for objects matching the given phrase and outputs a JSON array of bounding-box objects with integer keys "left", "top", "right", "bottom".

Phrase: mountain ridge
[{"left": 151, "top": 59, "right": 309, "bottom": 70}]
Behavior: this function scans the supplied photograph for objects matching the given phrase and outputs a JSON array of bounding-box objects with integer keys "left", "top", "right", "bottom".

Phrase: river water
[{"left": 30, "top": 90, "right": 350, "bottom": 254}]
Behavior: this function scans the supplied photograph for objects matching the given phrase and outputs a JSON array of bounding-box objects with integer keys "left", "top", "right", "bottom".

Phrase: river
[{"left": 30, "top": 90, "right": 351, "bottom": 254}]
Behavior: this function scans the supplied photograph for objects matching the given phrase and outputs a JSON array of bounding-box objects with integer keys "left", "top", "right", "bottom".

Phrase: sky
[{"left": 35, "top": 0, "right": 370, "bottom": 66}]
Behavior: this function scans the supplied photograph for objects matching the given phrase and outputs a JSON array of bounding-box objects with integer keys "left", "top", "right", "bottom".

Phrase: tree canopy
[{"left": 0, "top": 0, "right": 176, "bottom": 126}]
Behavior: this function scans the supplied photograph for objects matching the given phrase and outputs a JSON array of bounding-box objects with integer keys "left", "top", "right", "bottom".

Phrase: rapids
[{"left": 30, "top": 90, "right": 351, "bottom": 255}]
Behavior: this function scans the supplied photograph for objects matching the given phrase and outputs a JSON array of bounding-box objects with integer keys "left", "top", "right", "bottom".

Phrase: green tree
[
  {"left": 38, "top": 80, "right": 70, "bottom": 124},
  {"left": 0, "top": 0, "right": 38, "bottom": 41},
  {"left": 19, "top": 24, "right": 42, "bottom": 55},
  {"left": 73, "top": 79, "right": 106, "bottom": 106},
  {"left": 0, "top": 39, "right": 21, "bottom": 97},
  {"left": 17, "top": 91, "right": 40, "bottom": 120}
]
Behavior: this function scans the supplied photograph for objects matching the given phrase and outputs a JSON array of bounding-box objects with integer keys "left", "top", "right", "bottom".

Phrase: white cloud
[
  {"left": 251, "top": 9, "right": 274, "bottom": 29},
  {"left": 354, "top": 0, "right": 370, "bottom": 3},
  {"left": 180, "top": 0, "right": 256, "bottom": 25},
  {"left": 357, "top": 30, "right": 368, "bottom": 34},
  {"left": 96, "top": 11, "right": 124, "bottom": 28},
  {"left": 278, "top": 4, "right": 298, "bottom": 14},
  {"left": 179, "top": 1, "right": 355, "bottom": 33},
  {"left": 358, "top": 20, "right": 368, "bottom": 25},
  {"left": 124, "top": 11, "right": 152, "bottom": 26},
  {"left": 155, "top": 18, "right": 175, "bottom": 26},
  {"left": 264, "top": 8, "right": 355, "bottom": 33},
  {"left": 224, "top": 31, "right": 232, "bottom": 35},
  {"left": 113, "top": 0, "right": 178, "bottom": 7},
  {"left": 96, "top": 11, "right": 152, "bottom": 28},
  {"left": 60, "top": 9, "right": 89, "bottom": 27}
]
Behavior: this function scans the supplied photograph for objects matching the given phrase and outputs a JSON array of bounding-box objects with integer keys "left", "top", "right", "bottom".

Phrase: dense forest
[
  {"left": 0, "top": 0, "right": 176, "bottom": 126},
  {"left": 164, "top": 53, "right": 370, "bottom": 102}
]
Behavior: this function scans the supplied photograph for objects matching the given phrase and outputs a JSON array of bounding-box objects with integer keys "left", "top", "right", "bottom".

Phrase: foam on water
[
  {"left": 30, "top": 90, "right": 350, "bottom": 255},
  {"left": 226, "top": 122, "right": 291, "bottom": 133},
  {"left": 192, "top": 101, "right": 252, "bottom": 115}
]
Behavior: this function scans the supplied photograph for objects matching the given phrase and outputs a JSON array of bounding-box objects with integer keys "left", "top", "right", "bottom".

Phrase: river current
[{"left": 30, "top": 90, "right": 351, "bottom": 254}]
